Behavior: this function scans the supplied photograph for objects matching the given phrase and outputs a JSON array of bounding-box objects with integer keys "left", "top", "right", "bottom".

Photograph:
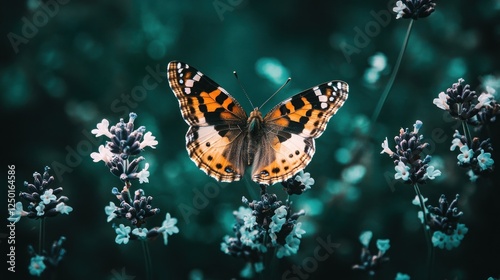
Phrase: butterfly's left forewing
[
  {"left": 168, "top": 61, "right": 249, "bottom": 182},
  {"left": 251, "top": 81, "right": 349, "bottom": 184},
  {"left": 168, "top": 61, "right": 247, "bottom": 126}
]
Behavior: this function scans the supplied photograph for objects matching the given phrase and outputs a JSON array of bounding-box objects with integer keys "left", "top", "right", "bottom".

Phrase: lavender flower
[
  {"left": 451, "top": 131, "right": 494, "bottom": 178},
  {"left": 93, "top": 113, "right": 180, "bottom": 247},
  {"left": 281, "top": 171, "right": 315, "bottom": 195},
  {"left": 392, "top": 0, "right": 436, "bottom": 20},
  {"left": 352, "top": 231, "right": 390, "bottom": 276},
  {"left": 27, "top": 236, "right": 67, "bottom": 277},
  {"left": 415, "top": 194, "right": 468, "bottom": 250},
  {"left": 381, "top": 121, "right": 441, "bottom": 185},
  {"left": 433, "top": 78, "right": 489, "bottom": 123},
  {"left": 11, "top": 166, "right": 72, "bottom": 222},
  {"left": 221, "top": 186, "right": 306, "bottom": 275},
  {"left": 90, "top": 112, "right": 156, "bottom": 183},
  {"left": 108, "top": 188, "right": 160, "bottom": 227}
]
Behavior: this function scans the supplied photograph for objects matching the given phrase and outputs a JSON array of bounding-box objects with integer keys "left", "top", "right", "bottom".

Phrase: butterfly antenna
[
  {"left": 259, "top": 77, "right": 291, "bottom": 109},
  {"left": 233, "top": 71, "right": 255, "bottom": 109}
]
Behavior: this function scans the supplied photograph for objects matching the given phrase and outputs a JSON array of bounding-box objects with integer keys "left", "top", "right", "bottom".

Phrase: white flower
[
  {"left": 393, "top": 1, "right": 407, "bottom": 19},
  {"left": 243, "top": 215, "right": 257, "bottom": 230},
  {"left": 276, "top": 234, "right": 301, "bottom": 258},
  {"left": 376, "top": 239, "right": 391, "bottom": 254},
  {"left": 115, "top": 224, "right": 131, "bottom": 244},
  {"left": 233, "top": 206, "right": 253, "bottom": 221},
  {"left": 137, "top": 163, "right": 150, "bottom": 184},
  {"left": 477, "top": 149, "right": 494, "bottom": 171},
  {"left": 394, "top": 161, "right": 410, "bottom": 181},
  {"left": 139, "top": 131, "right": 158, "bottom": 149},
  {"left": 294, "top": 171, "right": 315, "bottom": 191},
  {"left": 269, "top": 206, "right": 287, "bottom": 233},
  {"left": 36, "top": 204, "right": 45, "bottom": 216},
  {"left": 91, "top": 119, "right": 113, "bottom": 138},
  {"left": 380, "top": 137, "right": 394, "bottom": 156},
  {"left": 412, "top": 195, "right": 428, "bottom": 206},
  {"left": 457, "top": 145, "right": 473, "bottom": 164},
  {"left": 433, "top": 92, "right": 450, "bottom": 111},
  {"left": 132, "top": 228, "right": 148, "bottom": 240},
  {"left": 454, "top": 223, "right": 468, "bottom": 240},
  {"left": 359, "top": 231, "right": 373, "bottom": 247},
  {"left": 55, "top": 202, "right": 73, "bottom": 214},
  {"left": 159, "top": 213, "right": 179, "bottom": 245},
  {"left": 475, "top": 92, "right": 495, "bottom": 109},
  {"left": 423, "top": 165, "right": 442, "bottom": 180},
  {"left": 29, "top": 255, "right": 46, "bottom": 276},
  {"left": 413, "top": 120, "right": 423, "bottom": 133},
  {"left": 432, "top": 224, "right": 468, "bottom": 250},
  {"left": 104, "top": 202, "right": 117, "bottom": 222},
  {"left": 450, "top": 138, "right": 463, "bottom": 151},
  {"left": 291, "top": 222, "right": 306, "bottom": 239},
  {"left": 240, "top": 227, "right": 259, "bottom": 247},
  {"left": 41, "top": 189, "right": 57, "bottom": 204},
  {"left": 90, "top": 145, "right": 114, "bottom": 163},
  {"left": 467, "top": 169, "right": 478, "bottom": 182},
  {"left": 8, "top": 202, "right": 27, "bottom": 223}
]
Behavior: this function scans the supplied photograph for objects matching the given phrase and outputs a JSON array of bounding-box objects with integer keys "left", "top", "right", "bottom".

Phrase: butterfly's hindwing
[
  {"left": 252, "top": 132, "right": 315, "bottom": 184},
  {"left": 186, "top": 125, "right": 247, "bottom": 182}
]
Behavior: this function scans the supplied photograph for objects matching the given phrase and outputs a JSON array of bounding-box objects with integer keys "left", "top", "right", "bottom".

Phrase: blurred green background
[{"left": 1, "top": 0, "right": 499, "bottom": 279}]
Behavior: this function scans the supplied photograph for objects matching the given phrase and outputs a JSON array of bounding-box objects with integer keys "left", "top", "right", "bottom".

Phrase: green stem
[
  {"left": 38, "top": 218, "right": 46, "bottom": 254},
  {"left": 462, "top": 121, "right": 473, "bottom": 144},
  {"left": 413, "top": 184, "right": 433, "bottom": 280},
  {"left": 141, "top": 240, "right": 152, "bottom": 280},
  {"left": 267, "top": 247, "right": 277, "bottom": 280},
  {"left": 371, "top": 19, "right": 414, "bottom": 123}
]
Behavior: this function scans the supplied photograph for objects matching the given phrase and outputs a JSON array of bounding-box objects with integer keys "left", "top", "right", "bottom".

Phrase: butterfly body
[{"left": 168, "top": 61, "right": 348, "bottom": 185}]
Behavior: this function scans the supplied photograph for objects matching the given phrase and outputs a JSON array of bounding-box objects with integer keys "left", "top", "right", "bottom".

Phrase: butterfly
[{"left": 168, "top": 61, "right": 348, "bottom": 185}]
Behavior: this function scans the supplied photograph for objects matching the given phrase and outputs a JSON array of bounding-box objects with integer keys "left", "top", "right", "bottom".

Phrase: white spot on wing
[
  {"left": 194, "top": 72, "right": 203, "bottom": 81},
  {"left": 318, "top": 95, "right": 328, "bottom": 102},
  {"left": 313, "top": 86, "right": 321, "bottom": 96},
  {"left": 321, "top": 103, "right": 328, "bottom": 109},
  {"left": 185, "top": 80, "right": 194, "bottom": 87}
]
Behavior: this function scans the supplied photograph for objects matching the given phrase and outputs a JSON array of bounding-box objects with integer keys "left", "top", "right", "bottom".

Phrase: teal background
[{"left": 1, "top": 0, "right": 499, "bottom": 279}]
